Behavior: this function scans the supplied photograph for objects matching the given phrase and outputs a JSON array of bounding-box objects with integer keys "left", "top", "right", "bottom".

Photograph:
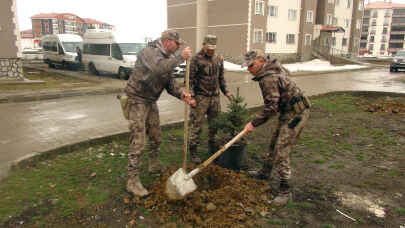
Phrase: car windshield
[
  {"left": 118, "top": 43, "right": 146, "bottom": 55},
  {"left": 396, "top": 51, "right": 405, "bottom": 57},
  {"left": 62, "top": 42, "right": 83, "bottom": 53}
]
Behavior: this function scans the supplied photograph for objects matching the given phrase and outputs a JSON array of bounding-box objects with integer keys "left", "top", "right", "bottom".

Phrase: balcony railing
[
  {"left": 389, "top": 39, "right": 404, "bottom": 43},
  {"left": 390, "top": 30, "right": 405, "bottom": 34}
]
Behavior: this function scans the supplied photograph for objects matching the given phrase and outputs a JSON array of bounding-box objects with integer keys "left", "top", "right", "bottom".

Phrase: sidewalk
[{"left": 0, "top": 62, "right": 375, "bottom": 104}]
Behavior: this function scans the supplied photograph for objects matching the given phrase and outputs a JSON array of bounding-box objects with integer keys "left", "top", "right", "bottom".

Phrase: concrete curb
[{"left": 0, "top": 87, "right": 123, "bottom": 104}]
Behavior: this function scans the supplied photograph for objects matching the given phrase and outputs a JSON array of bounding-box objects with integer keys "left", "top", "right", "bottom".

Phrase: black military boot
[
  {"left": 248, "top": 164, "right": 273, "bottom": 180},
  {"left": 272, "top": 179, "right": 292, "bottom": 206},
  {"left": 208, "top": 140, "right": 218, "bottom": 155},
  {"left": 189, "top": 145, "right": 201, "bottom": 164}
]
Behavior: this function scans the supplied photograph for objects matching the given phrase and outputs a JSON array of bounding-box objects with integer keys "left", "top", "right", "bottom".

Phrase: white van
[
  {"left": 82, "top": 31, "right": 145, "bottom": 79},
  {"left": 42, "top": 34, "right": 83, "bottom": 69}
]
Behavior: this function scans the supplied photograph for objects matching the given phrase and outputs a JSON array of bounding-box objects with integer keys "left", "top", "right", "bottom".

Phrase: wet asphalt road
[{"left": 0, "top": 67, "right": 404, "bottom": 178}]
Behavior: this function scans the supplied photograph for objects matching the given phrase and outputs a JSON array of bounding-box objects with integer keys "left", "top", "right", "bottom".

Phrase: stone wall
[{"left": 0, "top": 58, "right": 24, "bottom": 80}]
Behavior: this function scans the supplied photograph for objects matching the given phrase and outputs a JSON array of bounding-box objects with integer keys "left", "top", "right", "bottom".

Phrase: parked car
[
  {"left": 390, "top": 50, "right": 405, "bottom": 72},
  {"left": 173, "top": 61, "right": 186, "bottom": 78},
  {"left": 82, "top": 31, "right": 145, "bottom": 80},
  {"left": 42, "top": 34, "right": 83, "bottom": 69}
]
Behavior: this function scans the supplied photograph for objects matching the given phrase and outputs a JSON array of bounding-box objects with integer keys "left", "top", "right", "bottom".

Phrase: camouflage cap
[
  {"left": 242, "top": 49, "right": 265, "bottom": 67},
  {"left": 204, "top": 35, "right": 217, "bottom": 50},
  {"left": 161, "top": 30, "right": 184, "bottom": 45}
]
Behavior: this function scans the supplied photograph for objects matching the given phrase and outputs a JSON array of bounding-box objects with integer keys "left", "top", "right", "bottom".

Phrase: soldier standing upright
[
  {"left": 124, "top": 30, "right": 195, "bottom": 197},
  {"left": 189, "top": 35, "right": 232, "bottom": 163},
  {"left": 243, "top": 50, "right": 311, "bottom": 206}
]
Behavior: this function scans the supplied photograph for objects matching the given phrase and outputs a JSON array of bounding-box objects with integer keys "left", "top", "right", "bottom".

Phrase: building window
[
  {"left": 306, "top": 11, "right": 313, "bottom": 23},
  {"left": 305, "top": 34, "right": 312, "bottom": 46},
  {"left": 266, "top": 32, "right": 277, "bottom": 43},
  {"left": 286, "top": 34, "right": 296, "bottom": 44},
  {"left": 288, "top": 9, "right": 297, "bottom": 21},
  {"left": 380, "top": 44, "right": 386, "bottom": 51},
  {"left": 384, "top": 18, "right": 389, "bottom": 26},
  {"left": 359, "top": 0, "right": 363, "bottom": 10},
  {"left": 372, "top": 11, "right": 378, "bottom": 18},
  {"left": 327, "top": 14, "right": 332, "bottom": 25},
  {"left": 332, "top": 37, "right": 336, "bottom": 46},
  {"left": 255, "top": 0, "right": 265, "bottom": 15},
  {"left": 357, "top": 19, "right": 361, "bottom": 29},
  {"left": 346, "top": 0, "right": 351, "bottom": 8},
  {"left": 383, "top": 27, "right": 388, "bottom": 34},
  {"left": 254, "top": 29, "right": 263, "bottom": 43},
  {"left": 370, "top": 36, "right": 375, "bottom": 43},
  {"left": 342, "top": 38, "right": 348, "bottom": 46},
  {"left": 345, "top": 19, "right": 350, "bottom": 28},
  {"left": 381, "top": 36, "right": 387, "bottom": 42},
  {"left": 269, "top": 5, "right": 278, "bottom": 17},
  {"left": 360, "top": 42, "right": 367, "bottom": 48},
  {"left": 385, "top": 10, "right": 391, "bottom": 17},
  {"left": 333, "top": 17, "right": 338, "bottom": 26},
  {"left": 369, "top": 44, "right": 374, "bottom": 51},
  {"left": 372, "top": 18, "right": 377, "bottom": 26}
]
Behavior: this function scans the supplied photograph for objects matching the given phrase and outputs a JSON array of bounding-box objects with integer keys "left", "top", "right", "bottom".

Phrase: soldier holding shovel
[
  {"left": 124, "top": 30, "right": 196, "bottom": 197},
  {"left": 243, "top": 50, "right": 311, "bottom": 206}
]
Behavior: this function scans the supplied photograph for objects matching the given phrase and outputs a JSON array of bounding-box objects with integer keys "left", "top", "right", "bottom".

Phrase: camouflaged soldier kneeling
[
  {"left": 189, "top": 35, "right": 232, "bottom": 163},
  {"left": 242, "top": 50, "right": 311, "bottom": 206},
  {"left": 124, "top": 30, "right": 195, "bottom": 197}
]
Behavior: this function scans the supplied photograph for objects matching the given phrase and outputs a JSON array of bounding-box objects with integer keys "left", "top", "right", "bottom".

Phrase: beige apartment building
[
  {"left": 167, "top": 0, "right": 364, "bottom": 62},
  {"left": 0, "top": 0, "right": 24, "bottom": 80},
  {"left": 360, "top": 1, "right": 405, "bottom": 56}
]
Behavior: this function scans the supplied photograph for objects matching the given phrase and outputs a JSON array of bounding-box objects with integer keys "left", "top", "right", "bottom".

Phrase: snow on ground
[{"left": 224, "top": 59, "right": 367, "bottom": 73}]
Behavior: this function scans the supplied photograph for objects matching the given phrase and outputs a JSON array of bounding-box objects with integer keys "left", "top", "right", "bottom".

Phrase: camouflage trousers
[
  {"left": 127, "top": 100, "right": 161, "bottom": 175},
  {"left": 189, "top": 95, "right": 220, "bottom": 147},
  {"left": 263, "top": 109, "right": 310, "bottom": 181}
]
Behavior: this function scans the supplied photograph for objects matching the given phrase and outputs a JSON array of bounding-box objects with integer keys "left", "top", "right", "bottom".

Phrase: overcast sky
[
  {"left": 16, "top": 0, "right": 168, "bottom": 42},
  {"left": 15, "top": 0, "right": 405, "bottom": 41}
]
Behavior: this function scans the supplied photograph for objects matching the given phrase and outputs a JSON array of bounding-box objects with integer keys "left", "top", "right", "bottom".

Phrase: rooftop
[{"left": 365, "top": 1, "right": 405, "bottom": 9}]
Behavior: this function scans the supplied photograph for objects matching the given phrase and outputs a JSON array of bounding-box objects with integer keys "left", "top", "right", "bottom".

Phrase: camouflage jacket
[
  {"left": 251, "top": 58, "right": 304, "bottom": 127},
  {"left": 124, "top": 39, "right": 185, "bottom": 102},
  {"left": 190, "top": 49, "right": 228, "bottom": 97}
]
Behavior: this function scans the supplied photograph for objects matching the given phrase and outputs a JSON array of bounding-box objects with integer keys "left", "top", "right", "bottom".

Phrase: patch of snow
[
  {"left": 224, "top": 61, "right": 247, "bottom": 72},
  {"left": 223, "top": 59, "right": 366, "bottom": 73},
  {"left": 335, "top": 192, "right": 386, "bottom": 218}
]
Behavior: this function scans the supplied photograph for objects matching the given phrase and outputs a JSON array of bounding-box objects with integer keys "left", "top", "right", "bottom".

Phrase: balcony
[
  {"left": 390, "top": 30, "right": 405, "bottom": 34},
  {"left": 389, "top": 39, "right": 405, "bottom": 43}
]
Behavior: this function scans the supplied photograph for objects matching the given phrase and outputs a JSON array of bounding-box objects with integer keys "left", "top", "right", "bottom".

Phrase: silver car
[{"left": 390, "top": 50, "right": 405, "bottom": 72}]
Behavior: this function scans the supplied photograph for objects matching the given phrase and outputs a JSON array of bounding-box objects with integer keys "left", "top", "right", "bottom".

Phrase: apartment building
[
  {"left": 31, "top": 13, "right": 114, "bottom": 42},
  {"left": 167, "top": 0, "right": 364, "bottom": 62},
  {"left": 0, "top": 0, "right": 24, "bottom": 80},
  {"left": 360, "top": 1, "right": 405, "bottom": 56}
]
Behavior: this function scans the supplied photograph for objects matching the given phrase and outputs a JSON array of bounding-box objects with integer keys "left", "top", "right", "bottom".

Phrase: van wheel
[
  {"left": 119, "top": 67, "right": 129, "bottom": 80},
  {"left": 48, "top": 61, "right": 55, "bottom": 68},
  {"left": 88, "top": 63, "right": 99, "bottom": 75}
]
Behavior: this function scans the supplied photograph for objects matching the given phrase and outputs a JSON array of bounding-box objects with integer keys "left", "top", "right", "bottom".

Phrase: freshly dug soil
[{"left": 133, "top": 165, "right": 271, "bottom": 227}]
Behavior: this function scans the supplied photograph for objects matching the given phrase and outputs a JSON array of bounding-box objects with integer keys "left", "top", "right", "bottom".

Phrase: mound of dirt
[
  {"left": 131, "top": 165, "right": 272, "bottom": 227},
  {"left": 364, "top": 101, "right": 405, "bottom": 114}
]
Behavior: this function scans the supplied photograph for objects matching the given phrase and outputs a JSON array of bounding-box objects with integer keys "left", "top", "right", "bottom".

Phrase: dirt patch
[{"left": 132, "top": 165, "right": 270, "bottom": 227}]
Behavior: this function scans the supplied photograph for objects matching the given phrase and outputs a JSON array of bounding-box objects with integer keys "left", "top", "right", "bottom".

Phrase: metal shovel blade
[{"left": 165, "top": 168, "right": 197, "bottom": 200}]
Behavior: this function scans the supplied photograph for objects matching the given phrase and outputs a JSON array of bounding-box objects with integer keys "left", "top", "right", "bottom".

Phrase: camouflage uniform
[
  {"left": 246, "top": 51, "right": 310, "bottom": 194},
  {"left": 189, "top": 36, "right": 229, "bottom": 157},
  {"left": 124, "top": 35, "right": 185, "bottom": 177}
]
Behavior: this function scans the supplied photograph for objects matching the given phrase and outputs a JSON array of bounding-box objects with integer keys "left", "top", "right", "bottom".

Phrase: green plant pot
[{"left": 214, "top": 142, "right": 247, "bottom": 170}]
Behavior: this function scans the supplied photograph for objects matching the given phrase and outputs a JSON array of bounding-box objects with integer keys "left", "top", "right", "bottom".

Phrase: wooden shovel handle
[
  {"left": 198, "top": 129, "right": 247, "bottom": 169},
  {"left": 182, "top": 58, "right": 191, "bottom": 170}
]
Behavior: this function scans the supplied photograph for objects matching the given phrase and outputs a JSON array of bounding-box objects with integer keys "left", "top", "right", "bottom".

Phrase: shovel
[{"left": 165, "top": 129, "right": 247, "bottom": 200}]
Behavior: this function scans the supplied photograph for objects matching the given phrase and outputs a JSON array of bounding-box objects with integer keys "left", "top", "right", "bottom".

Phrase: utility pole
[{"left": 196, "top": 0, "right": 208, "bottom": 51}]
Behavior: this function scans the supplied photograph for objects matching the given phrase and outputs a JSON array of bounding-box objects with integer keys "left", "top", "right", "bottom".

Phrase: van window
[
  {"left": 83, "top": 43, "right": 110, "bottom": 56},
  {"left": 62, "top": 42, "right": 83, "bottom": 53},
  {"left": 118, "top": 43, "right": 145, "bottom": 55},
  {"left": 111, "top": 43, "right": 123, "bottom": 60}
]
